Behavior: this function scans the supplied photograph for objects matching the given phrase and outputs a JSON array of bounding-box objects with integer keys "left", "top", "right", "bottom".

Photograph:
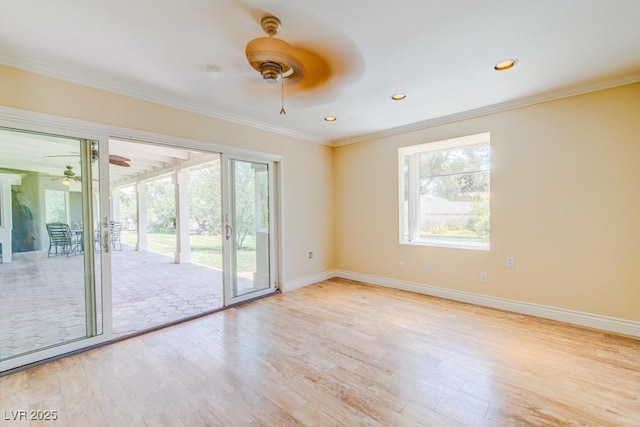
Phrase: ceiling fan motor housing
[
  {"left": 246, "top": 37, "right": 302, "bottom": 82},
  {"left": 245, "top": 15, "right": 304, "bottom": 84},
  {"left": 63, "top": 165, "right": 76, "bottom": 178}
]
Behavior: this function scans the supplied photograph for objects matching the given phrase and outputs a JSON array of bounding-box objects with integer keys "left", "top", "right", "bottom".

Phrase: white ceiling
[
  {"left": 1, "top": 0, "right": 639, "bottom": 146},
  {"left": 0, "top": 128, "right": 212, "bottom": 187}
]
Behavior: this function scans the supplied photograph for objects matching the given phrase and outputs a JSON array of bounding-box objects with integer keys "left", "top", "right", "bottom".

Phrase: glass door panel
[
  {"left": 223, "top": 157, "right": 275, "bottom": 305},
  {"left": 108, "top": 139, "right": 224, "bottom": 337},
  {"left": 0, "top": 127, "right": 105, "bottom": 370}
]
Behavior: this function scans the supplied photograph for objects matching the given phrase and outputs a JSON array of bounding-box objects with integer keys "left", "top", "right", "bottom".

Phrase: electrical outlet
[
  {"left": 425, "top": 264, "right": 431, "bottom": 273},
  {"left": 506, "top": 256, "right": 514, "bottom": 268},
  {"left": 400, "top": 261, "right": 405, "bottom": 270},
  {"left": 308, "top": 251, "right": 313, "bottom": 259},
  {"left": 480, "top": 272, "right": 488, "bottom": 283}
]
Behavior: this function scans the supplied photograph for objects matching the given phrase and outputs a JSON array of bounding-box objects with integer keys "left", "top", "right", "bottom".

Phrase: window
[
  {"left": 45, "top": 190, "right": 69, "bottom": 223},
  {"left": 399, "top": 132, "right": 490, "bottom": 250}
]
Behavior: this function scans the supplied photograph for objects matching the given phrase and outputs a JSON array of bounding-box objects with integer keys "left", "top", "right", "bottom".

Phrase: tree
[
  {"left": 45, "top": 190, "right": 67, "bottom": 223},
  {"left": 419, "top": 145, "right": 490, "bottom": 201},
  {"left": 417, "top": 144, "right": 490, "bottom": 238},
  {"left": 189, "top": 164, "right": 221, "bottom": 235},
  {"left": 146, "top": 177, "right": 175, "bottom": 234},
  {"left": 233, "top": 162, "right": 257, "bottom": 249},
  {"left": 468, "top": 196, "right": 490, "bottom": 240},
  {"left": 118, "top": 186, "right": 137, "bottom": 230}
]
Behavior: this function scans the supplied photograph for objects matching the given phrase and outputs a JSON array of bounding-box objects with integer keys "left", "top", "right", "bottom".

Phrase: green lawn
[{"left": 121, "top": 232, "right": 257, "bottom": 272}]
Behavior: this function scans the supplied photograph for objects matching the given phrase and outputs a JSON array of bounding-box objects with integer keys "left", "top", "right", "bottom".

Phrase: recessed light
[
  {"left": 391, "top": 93, "right": 407, "bottom": 101},
  {"left": 494, "top": 59, "right": 517, "bottom": 71},
  {"left": 324, "top": 116, "right": 337, "bottom": 122}
]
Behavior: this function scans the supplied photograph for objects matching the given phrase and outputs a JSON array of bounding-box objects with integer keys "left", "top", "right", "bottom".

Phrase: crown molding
[
  {"left": 0, "top": 54, "right": 328, "bottom": 146},
  {"left": 0, "top": 105, "right": 284, "bottom": 164},
  {"left": 330, "top": 72, "right": 640, "bottom": 147},
  {"left": 3, "top": 53, "right": 638, "bottom": 149}
]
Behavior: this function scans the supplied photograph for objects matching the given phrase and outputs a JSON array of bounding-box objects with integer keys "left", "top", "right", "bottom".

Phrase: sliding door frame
[
  {"left": 222, "top": 154, "right": 278, "bottom": 306},
  {"left": 0, "top": 106, "right": 282, "bottom": 373},
  {"left": 96, "top": 136, "right": 113, "bottom": 339},
  {"left": 0, "top": 127, "right": 113, "bottom": 373}
]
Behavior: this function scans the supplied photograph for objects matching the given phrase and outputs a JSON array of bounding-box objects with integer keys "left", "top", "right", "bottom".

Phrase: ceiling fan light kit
[
  {"left": 54, "top": 165, "right": 81, "bottom": 186},
  {"left": 259, "top": 61, "right": 284, "bottom": 84}
]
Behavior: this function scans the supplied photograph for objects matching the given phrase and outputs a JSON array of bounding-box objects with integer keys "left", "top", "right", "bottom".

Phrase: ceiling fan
[
  {"left": 243, "top": 15, "right": 334, "bottom": 112},
  {"left": 51, "top": 165, "right": 82, "bottom": 186}
]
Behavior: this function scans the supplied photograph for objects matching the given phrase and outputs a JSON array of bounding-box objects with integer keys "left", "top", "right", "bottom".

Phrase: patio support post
[
  {"left": 111, "top": 189, "right": 122, "bottom": 222},
  {"left": 173, "top": 171, "right": 192, "bottom": 264},
  {"left": 136, "top": 182, "right": 148, "bottom": 251},
  {"left": 0, "top": 175, "right": 22, "bottom": 263}
]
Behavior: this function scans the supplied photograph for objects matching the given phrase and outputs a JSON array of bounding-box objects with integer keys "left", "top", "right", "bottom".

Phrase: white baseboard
[
  {"left": 333, "top": 270, "right": 640, "bottom": 338},
  {"left": 281, "top": 270, "right": 337, "bottom": 292}
]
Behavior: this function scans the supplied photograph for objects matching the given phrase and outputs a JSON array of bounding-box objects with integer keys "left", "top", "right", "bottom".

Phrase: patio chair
[
  {"left": 71, "top": 228, "right": 84, "bottom": 254},
  {"left": 94, "top": 221, "right": 124, "bottom": 251},
  {"left": 110, "top": 221, "right": 123, "bottom": 251},
  {"left": 94, "top": 228, "right": 101, "bottom": 252},
  {"left": 46, "top": 223, "right": 78, "bottom": 257}
]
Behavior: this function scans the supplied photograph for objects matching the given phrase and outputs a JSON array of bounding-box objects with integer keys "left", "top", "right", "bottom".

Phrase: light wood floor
[{"left": 1, "top": 278, "right": 639, "bottom": 426}]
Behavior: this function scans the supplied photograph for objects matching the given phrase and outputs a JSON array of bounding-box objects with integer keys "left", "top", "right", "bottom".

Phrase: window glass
[
  {"left": 45, "top": 190, "right": 68, "bottom": 223},
  {"left": 400, "top": 134, "right": 490, "bottom": 250}
]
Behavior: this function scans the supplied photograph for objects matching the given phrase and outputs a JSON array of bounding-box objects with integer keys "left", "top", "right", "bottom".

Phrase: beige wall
[
  {"left": 0, "top": 64, "right": 335, "bottom": 284},
  {"left": 4, "top": 64, "right": 639, "bottom": 322},
  {"left": 335, "top": 83, "right": 640, "bottom": 322}
]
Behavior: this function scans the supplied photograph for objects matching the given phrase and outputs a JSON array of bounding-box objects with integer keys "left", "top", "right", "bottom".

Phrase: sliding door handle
[
  {"left": 101, "top": 217, "right": 110, "bottom": 253},
  {"left": 225, "top": 225, "right": 233, "bottom": 240},
  {"left": 102, "top": 230, "right": 110, "bottom": 253}
]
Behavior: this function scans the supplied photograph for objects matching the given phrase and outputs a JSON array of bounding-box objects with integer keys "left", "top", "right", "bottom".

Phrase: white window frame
[{"left": 399, "top": 132, "right": 490, "bottom": 251}]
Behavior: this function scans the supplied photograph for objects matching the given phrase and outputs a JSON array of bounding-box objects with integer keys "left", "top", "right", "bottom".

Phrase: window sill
[{"left": 400, "top": 239, "right": 490, "bottom": 251}]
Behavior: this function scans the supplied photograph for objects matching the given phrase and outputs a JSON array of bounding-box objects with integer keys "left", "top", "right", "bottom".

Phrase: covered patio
[
  {"left": 111, "top": 245, "right": 223, "bottom": 336},
  {"left": 2, "top": 131, "right": 271, "bottom": 366},
  {"left": 0, "top": 245, "right": 223, "bottom": 360}
]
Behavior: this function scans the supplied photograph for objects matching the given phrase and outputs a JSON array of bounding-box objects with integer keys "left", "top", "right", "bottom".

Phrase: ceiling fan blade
[
  {"left": 109, "top": 154, "right": 131, "bottom": 162},
  {"left": 109, "top": 159, "right": 130, "bottom": 167},
  {"left": 43, "top": 154, "right": 79, "bottom": 158},
  {"left": 45, "top": 153, "right": 131, "bottom": 167}
]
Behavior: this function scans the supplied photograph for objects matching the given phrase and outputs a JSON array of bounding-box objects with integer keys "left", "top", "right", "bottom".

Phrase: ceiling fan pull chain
[{"left": 280, "top": 76, "right": 286, "bottom": 115}]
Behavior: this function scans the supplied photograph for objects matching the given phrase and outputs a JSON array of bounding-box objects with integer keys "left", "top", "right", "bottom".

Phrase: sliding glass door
[
  {"left": 222, "top": 156, "right": 276, "bottom": 305},
  {"left": 0, "top": 122, "right": 279, "bottom": 373},
  {"left": 107, "top": 139, "right": 225, "bottom": 337},
  {"left": 0, "top": 127, "right": 108, "bottom": 371}
]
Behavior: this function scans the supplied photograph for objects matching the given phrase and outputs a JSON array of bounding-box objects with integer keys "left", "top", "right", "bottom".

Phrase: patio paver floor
[{"left": 1, "top": 245, "right": 223, "bottom": 360}]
